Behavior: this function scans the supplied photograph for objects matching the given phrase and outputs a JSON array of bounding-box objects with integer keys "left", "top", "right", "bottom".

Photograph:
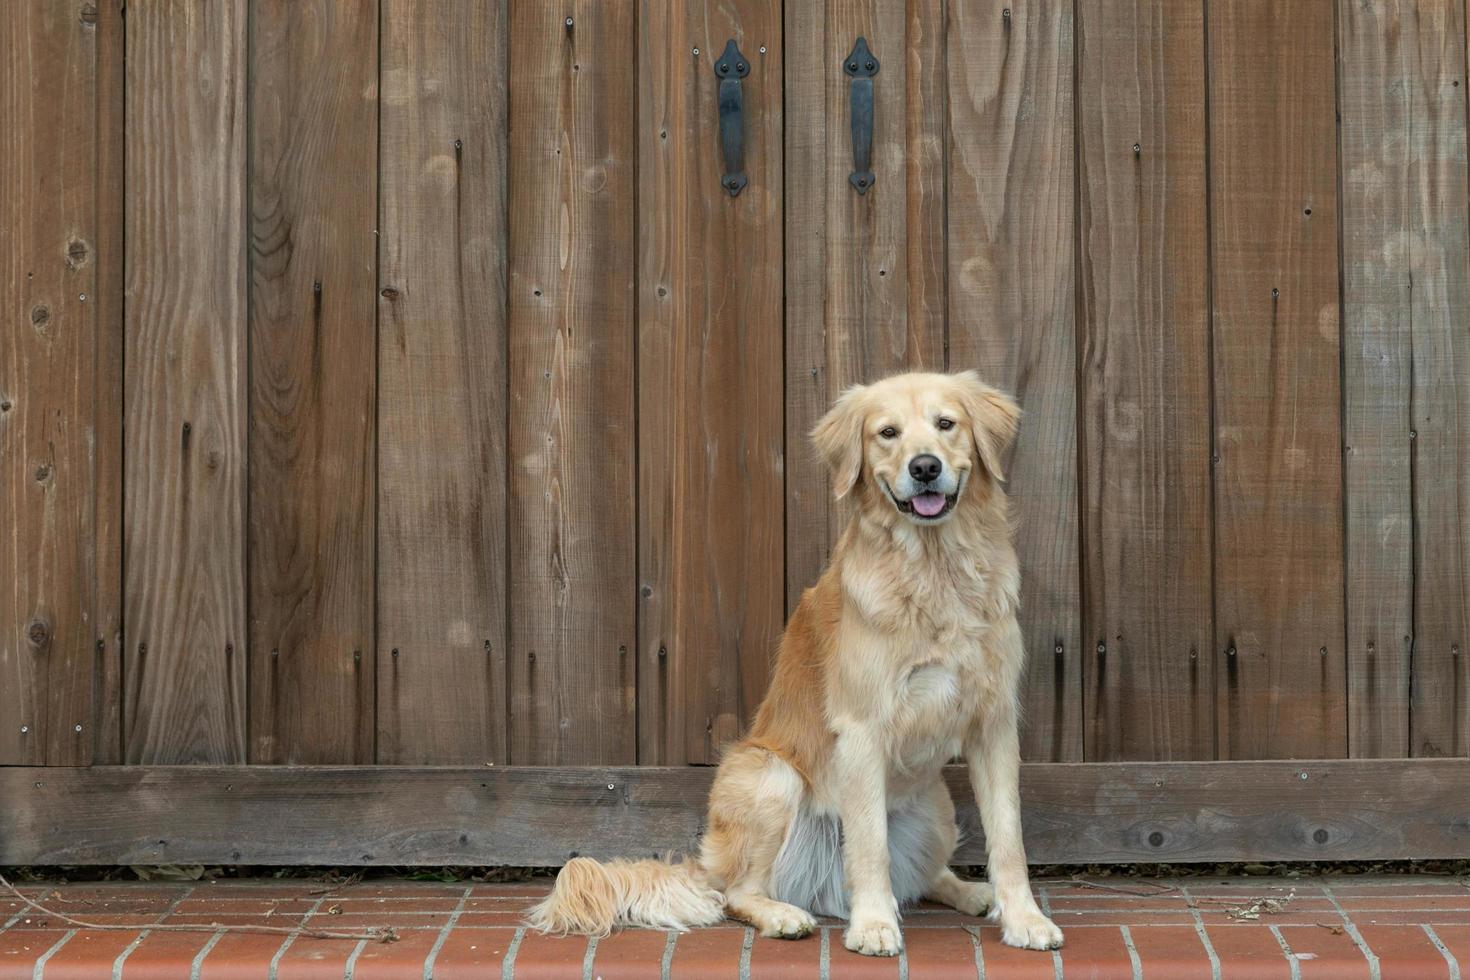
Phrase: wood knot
[
  {"left": 66, "top": 238, "right": 90, "bottom": 268},
  {"left": 31, "top": 305, "right": 50, "bottom": 329},
  {"left": 34, "top": 463, "right": 51, "bottom": 482},
  {"left": 79, "top": 3, "right": 98, "bottom": 24},
  {"left": 380, "top": 286, "right": 400, "bottom": 300},
  {"left": 27, "top": 620, "right": 50, "bottom": 647}
]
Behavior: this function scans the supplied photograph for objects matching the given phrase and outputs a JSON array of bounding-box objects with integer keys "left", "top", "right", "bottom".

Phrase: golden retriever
[{"left": 527, "top": 370, "right": 1063, "bottom": 956}]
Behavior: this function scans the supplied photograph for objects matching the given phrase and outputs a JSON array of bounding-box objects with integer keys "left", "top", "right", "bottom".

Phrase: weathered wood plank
[
  {"left": 1208, "top": 0, "right": 1345, "bottom": 760},
  {"left": 784, "top": 0, "right": 947, "bottom": 611},
  {"left": 123, "top": 0, "right": 249, "bottom": 765},
  {"left": 1077, "top": 0, "right": 1212, "bottom": 760},
  {"left": 1408, "top": 0, "right": 1470, "bottom": 759},
  {"left": 376, "top": 0, "right": 510, "bottom": 765},
  {"left": 946, "top": 0, "right": 1080, "bottom": 762},
  {"left": 1336, "top": 0, "right": 1453, "bottom": 760},
  {"left": 5, "top": 760, "right": 1469, "bottom": 866},
  {"left": 249, "top": 0, "right": 378, "bottom": 764},
  {"left": 505, "top": 3, "right": 637, "bottom": 766},
  {"left": 638, "top": 0, "right": 785, "bottom": 763},
  {"left": 92, "top": 0, "right": 126, "bottom": 765},
  {"left": 0, "top": 1, "right": 100, "bottom": 766}
]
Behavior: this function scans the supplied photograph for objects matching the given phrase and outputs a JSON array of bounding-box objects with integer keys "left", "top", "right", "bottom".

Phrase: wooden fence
[{"left": 2, "top": 0, "right": 1469, "bottom": 864}]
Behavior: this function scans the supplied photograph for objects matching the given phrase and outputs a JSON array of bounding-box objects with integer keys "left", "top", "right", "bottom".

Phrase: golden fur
[{"left": 527, "top": 371, "right": 1064, "bottom": 955}]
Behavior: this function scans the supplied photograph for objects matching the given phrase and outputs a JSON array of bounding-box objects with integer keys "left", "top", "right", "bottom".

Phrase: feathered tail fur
[{"left": 525, "top": 857, "right": 726, "bottom": 936}]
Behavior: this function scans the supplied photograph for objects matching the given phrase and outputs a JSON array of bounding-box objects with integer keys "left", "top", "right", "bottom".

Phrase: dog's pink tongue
[{"left": 912, "top": 492, "right": 946, "bottom": 517}]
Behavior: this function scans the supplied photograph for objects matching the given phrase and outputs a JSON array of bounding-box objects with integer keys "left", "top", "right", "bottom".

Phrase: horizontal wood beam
[{"left": 4, "top": 760, "right": 1468, "bottom": 867}]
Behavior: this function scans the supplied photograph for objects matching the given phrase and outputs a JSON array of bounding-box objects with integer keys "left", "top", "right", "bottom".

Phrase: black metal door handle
[
  {"left": 845, "top": 37, "right": 878, "bottom": 193},
  {"left": 714, "top": 39, "right": 750, "bottom": 196}
]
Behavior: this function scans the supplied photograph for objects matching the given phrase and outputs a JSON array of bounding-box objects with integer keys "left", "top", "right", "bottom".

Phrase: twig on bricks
[{"left": 0, "top": 872, "right": 398, "bottom": 944}]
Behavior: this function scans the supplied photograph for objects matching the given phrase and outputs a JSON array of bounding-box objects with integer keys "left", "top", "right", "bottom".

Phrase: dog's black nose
[{"left": 908, "top": 454, "right": 943, "bottom": 483}]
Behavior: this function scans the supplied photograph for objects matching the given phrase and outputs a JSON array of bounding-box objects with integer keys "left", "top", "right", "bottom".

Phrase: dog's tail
[{"left": 525, "top": 857, "right": 726, "bottom": 936}]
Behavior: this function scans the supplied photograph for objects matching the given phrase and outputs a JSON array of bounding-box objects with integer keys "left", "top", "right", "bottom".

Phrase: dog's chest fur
[{"left": 835, "top": 525, "right": 1020, "bottom": 785}]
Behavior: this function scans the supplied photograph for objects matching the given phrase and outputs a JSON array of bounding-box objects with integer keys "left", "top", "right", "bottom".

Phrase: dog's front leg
[
  {"left": 966, "top": 698, "right": 1063, "bottom": 951},
  {"left": 832, "top": 725, "right": 902, "bottom": 956}
]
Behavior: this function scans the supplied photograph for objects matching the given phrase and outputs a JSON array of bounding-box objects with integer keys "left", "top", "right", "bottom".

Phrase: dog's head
[{"left": 811, "top": 370, "right": 1020, "bottom": 526}]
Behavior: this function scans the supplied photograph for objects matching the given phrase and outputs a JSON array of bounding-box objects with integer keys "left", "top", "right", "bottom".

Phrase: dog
[{"left": 527, "top": 370, "right": 1063, "bottom": 956}]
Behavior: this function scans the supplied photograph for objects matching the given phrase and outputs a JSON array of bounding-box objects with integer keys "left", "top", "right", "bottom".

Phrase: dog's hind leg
[
  {"left": 917, "top": 780, "right": 994, "bottom": 917},
  {"left": 701, "top": 745, "right": 817, "bottom": 939}
]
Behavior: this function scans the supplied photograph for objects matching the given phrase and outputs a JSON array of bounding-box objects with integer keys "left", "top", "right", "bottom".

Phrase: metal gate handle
[
  {"left": 714, "top": 39, "right": 750, "bottom": 196},
  {"left": 845, "top": 37, "right": 878, "bottom": 194}
]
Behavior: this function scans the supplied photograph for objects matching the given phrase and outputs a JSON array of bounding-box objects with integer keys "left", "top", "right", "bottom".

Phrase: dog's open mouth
[{"left": 892, "top": 490, "right": 957, "bottom": 520}]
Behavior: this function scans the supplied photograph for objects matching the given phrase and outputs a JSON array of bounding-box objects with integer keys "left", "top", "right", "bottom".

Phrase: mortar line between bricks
[
  {"left": 966, "top": 926, "right": 985, "bottom": 979},
  {"left": 344, "top": 938, "right": 369, "bottom": 979},
  {"left": 188, "top": 930, "right": 226, "bottom": 980},
  {"left": 113, "top": 884, "right": 197, "bottom": 980},
  {"left": 1423, "top": 925, "right": 1461, "bottom": 980},
  {"left": 501, "top": 926, "right": 526, "bottom": 980},
  {"left": 423, "top": 885, "right": 473, "bottom": 979},
  {"left": 661, "top": 930, "right": 678, "bottom": 980},
  {"left": 33, "top": 928, "right": 77, "bottom": 980},
  {"left": 1269, "top": 923, "right": 1301, "bottom": 980},
  {"left": 1323, "top": 882, "right": 1381, "bottom": 980},
  {"left": 1038, "top": 885, "right": 1061, "bottom": 979},
  {"left": 898, "top": 941, "right": 909, "bottom": 980},
  {"left": 269, "top": 894, "right": 330, "bottom": 980},
  {"left": 820, "top": 926, "right": 831, "bottom": 979},
  {"left": 1119, "top": 925, "right": 1142, "bottom": 980},
  {"left": 739, "top": 926, "right": 754, "bottom": 980},
  {"left": 1179, "top": 886, "right": 1221, "bottom": 980},
  {"left": 582, "top": 934, "right": 599, "bottom": 980}
]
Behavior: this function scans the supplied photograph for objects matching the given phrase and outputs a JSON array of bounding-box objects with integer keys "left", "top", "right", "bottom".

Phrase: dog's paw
[
  {"left": 759, "top": 905, "right": 815, "bottom": 940},
  {"left": 1000, "top": 910, "right": 1064, "bottom": 951},
  {"left": 844, "top": 918, "right": 903, "bottom": 957},
  {"left": 952, "top": 880, "right": 994, "bottom": 917}
]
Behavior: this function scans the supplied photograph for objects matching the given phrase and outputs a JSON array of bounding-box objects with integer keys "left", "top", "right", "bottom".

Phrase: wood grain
[
  {"left": 1077, "top": 0, "right": 1212, "bottom": 760},
  {"left": 123, "top": 0, "right": 249, "bottom": 764},
  {"left": 945, "top": 0, "right": 1081, "bottom": 762},
  {"left": 0, "top": 1, "right": 99, "bottom": 766},
  {"left": 6, "top": 760, "right": 1469, "bottom": 866},
  {"left": 505, "top": 2, "right": 638, "bottom": 766},
  {"left": 376, "top": 0, "right": 510, "bottom": 765},
  {"left": 1336, "top": 0, "right": 1433, "bottom": 759},
  {"left": 92, "top": 0, "right": 125, "bottom": 764},
  {"left": 784, "top": 0, "right": 947, "bottom": 611},
  {"left": 1207, "top": 0, "right": 1346, "bottom": 760},
  {"left": 1406, "top": 0, "right": 1470, "bottom": 759},
  {"left": 638, "top": 0, "right": 786, "bottom": 763},
  {"left": 248, "top": 0, "right": 379, "bottom": 764}
]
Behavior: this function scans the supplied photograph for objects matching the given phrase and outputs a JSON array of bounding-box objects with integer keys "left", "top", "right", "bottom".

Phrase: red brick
[
  {"left": 1055, "top": 925, "right": 1133, "bottom": 979},
  {"left": 352, "top": 927, "right": 443, "bottom": 979},
  {"left": 1355, "top": 911, "right": 1470, "bottom": 926},
  {"left": 195, "top": 932, "right": 295, "bottom": 979},
  {"left": 823, "top": 927, "right": 902, "bottom": 979},
  {"left": 1277, "top": 924, "right": 1372, "bottom": 978},
  {"left": 971, "top": 925, "right": 1055, "bottom": 980},
  {"left": 117, "top": 929, "right": 217, "bottom": 978},
  {"left": 747, "top": 928, "right": 822, "bottom": 979},
  {"left": 1201, "top": 924, "right": 1293, "bottom": 978},
  {"left": 1332, "top": 896, "right": 1470, "bottom": 912},
  {"left": 1428, "top": 925, "right": 1470, "bottom": 973},
  {"left": 1329, "top": 881, "right": 1470, "bottom": 897},
  {"left": 0, "top": 929, "right": 70, "bottom": 980},
  {"left": 589, "top": 928, "right": 674, "bottom": 980},
  {"left": 430, "top": 925, "right": 519, "bottom": 979},
  {"left": 1051, "top": 910, "right": 1198, "bottom": 926},
  {"left": 669, "top": 926, "right": 746, "bottom": 979},
  {"left": 273, "top": 935, "right": 362, "bottom": 980},
  {"left": 508, "top": 930, "right": 592, "bottom": 979},
  {"left": 1124, "top": 924, "right": 1214, "bottom": 979},
  {"left": 455, "top": 910, "right": 531, "bottom": 927},
  {"left": 903, "top": 926, "right": 981, "bottom": 979},
  {"left": 1355, "top": 924, "right": 1453, "bottom": 980},
  {"left": 35, "top": 929, "right": 145, "bottom": 980}
]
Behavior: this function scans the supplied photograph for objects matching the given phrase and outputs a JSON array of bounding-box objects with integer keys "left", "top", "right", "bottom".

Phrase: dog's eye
[
  {"left": 937, "top": 417, "right": 955, "bottom": 431},
  {"left": 879, "top": 426, "right": 898, "bottom": 439}
]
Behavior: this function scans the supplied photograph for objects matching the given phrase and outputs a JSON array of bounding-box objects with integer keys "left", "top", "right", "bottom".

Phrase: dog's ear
[
  {"left": 811, "top": 384, "right": 867, "bottom": 499},
  {"left": 955, "top": 371, "right": 1021, "bottom": 482}
]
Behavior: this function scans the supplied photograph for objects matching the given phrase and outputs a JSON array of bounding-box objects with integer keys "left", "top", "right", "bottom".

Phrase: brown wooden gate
[{"left": 3, "top": 0, "right": 1469, "bottom": 866}]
